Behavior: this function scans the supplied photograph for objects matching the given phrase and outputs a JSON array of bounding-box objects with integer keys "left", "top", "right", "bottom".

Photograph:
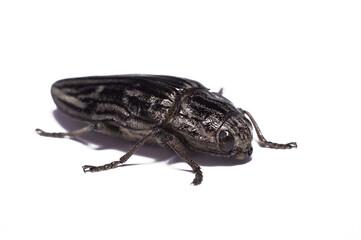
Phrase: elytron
[{"left": 36, "top": 75, "right": 297, "bottom": 185}]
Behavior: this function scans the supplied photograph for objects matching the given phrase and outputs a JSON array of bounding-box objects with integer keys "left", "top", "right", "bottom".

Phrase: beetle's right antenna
[{"left": 243, "top": 110, "right": 297, "bottom": 149}]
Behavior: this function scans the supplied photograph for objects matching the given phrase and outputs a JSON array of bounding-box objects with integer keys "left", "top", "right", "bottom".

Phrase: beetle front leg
[
  {"left": 168, "top": 140, "right": 203, "bottom": 185},
  {"left": 157, "top": 129, "right": 203, "bottom": 185},
  {"left": 82, "top": 130, "right": 155, "bottom": 173}
]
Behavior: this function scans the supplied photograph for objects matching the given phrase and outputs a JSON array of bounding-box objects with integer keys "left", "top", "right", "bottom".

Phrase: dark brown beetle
[{"left": 37, "top": 75, "right": 297, "bottom": 185}]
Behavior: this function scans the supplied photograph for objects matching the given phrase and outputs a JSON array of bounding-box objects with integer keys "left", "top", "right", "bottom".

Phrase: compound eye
[{"left": 219, "top": 130, "right": 234, "bottom": 152}]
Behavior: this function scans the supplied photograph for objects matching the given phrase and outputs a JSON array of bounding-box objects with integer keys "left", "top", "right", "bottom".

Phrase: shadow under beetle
[{"left": 36, "top": 75, "right": 297, "bottom": 185}]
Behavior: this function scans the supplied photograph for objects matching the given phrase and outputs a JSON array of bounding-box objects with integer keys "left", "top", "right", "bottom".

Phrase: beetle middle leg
[
  {"left": 82, "top": 130, "right": 155, "bottom": 173},
  {"left": 242, "top": 109, "right": 297, "bottom": 149}
]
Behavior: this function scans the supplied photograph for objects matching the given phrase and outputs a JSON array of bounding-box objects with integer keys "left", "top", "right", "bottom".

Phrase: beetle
[{"left": 36, "top": 74, "right": 297, "bottom": 185}]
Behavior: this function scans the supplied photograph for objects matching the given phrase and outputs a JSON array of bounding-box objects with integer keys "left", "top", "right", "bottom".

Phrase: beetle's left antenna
[{"left": 243, "top": 110, "right": 297, "bottom": 149}]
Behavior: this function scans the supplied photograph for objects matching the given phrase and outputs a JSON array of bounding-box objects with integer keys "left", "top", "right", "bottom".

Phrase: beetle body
[
  {"left": 52, "top": 75, "right": 253, "bottom": 159},
  {"left": 38, "top": 74, "right": 296, "bottom": 185}
]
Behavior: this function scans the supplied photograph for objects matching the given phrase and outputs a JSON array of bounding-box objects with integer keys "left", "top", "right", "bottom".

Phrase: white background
[{"left": 1, "top": 0, "right": 360, "bottom": 239}]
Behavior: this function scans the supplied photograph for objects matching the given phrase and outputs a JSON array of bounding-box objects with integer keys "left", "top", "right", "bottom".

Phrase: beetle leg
[
  {"left": 157, "top": 129, "right": 203, "bottom": 185},
  {"left": 82, "top": 130, "right": 155, "bottom": 173},
  {"left": 242, "top": 110, "right": 297, "bottom": 149},
  {"left": 36, "top": 124, "right": 96, "bottom": 138},
  {"left": 168, "top": 140, "right": 203, "bottom": 185}
]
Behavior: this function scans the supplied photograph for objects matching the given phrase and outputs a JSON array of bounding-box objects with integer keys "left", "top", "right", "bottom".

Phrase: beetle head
[{"left": 217, "top": 114, "right": 253, "bottom": 160}]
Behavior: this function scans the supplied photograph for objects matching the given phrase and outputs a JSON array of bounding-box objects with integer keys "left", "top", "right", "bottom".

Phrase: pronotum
[{"left": 36, "top": 75, "right": 297, "bottom": 185}]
